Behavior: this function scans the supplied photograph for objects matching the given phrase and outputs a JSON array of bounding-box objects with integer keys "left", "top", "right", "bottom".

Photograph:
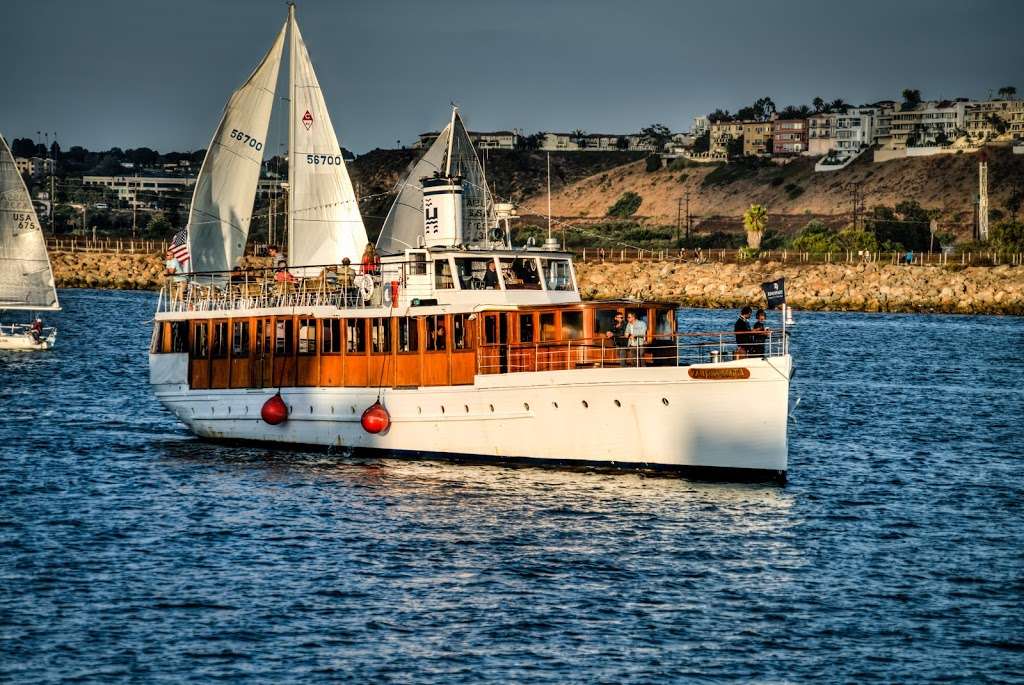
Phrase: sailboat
[
  {"left": 0, "top": 133, "right": 59, "bottom": 351},
  {"left": 149, "top": 6, "right": 792, "bottom": 482}
]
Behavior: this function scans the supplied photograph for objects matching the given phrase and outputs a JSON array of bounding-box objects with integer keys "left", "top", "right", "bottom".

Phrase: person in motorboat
[{"left": 31, "top": 317, "right": 43, "bottom": 343}]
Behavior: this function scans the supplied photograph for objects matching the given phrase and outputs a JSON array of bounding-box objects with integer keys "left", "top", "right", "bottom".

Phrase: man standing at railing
[
  {"left": 626, "top": 311, "right": 647, "bottom": 367},
  {"left": 734, "top": 306, "right": 753, "bottom": 359},
  {"left": 750, "top": 308, "right": 770, "bottom": 357},
  {"left": 606, "top": 312, "right": 629, "bottom": 366}
]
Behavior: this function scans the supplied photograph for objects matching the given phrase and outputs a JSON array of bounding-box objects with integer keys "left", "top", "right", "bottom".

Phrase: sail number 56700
[
  {"left": 306, "top": 154, "right": 343, "bottom": 165},
  {"left": 229, "top": 129, "right": 263, "bottom": 151}
]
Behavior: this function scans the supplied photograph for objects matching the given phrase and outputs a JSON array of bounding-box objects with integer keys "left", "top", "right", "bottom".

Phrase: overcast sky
[{"left": 3, "top": 0, "right": 1021, "bottom": 154}]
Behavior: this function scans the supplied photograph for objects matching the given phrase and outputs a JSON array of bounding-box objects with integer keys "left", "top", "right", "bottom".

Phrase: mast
[
  {"left": 444, "top": 105, "right": 457, "bottom": 177},
  {"left": 287, "top": 2, "right": 296, "bottom": 261}
]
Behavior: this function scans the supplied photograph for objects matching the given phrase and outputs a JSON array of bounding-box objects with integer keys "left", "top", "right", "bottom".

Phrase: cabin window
[
  {"left": 595, "top": 309, "right": 621, "bottom": 336},
  {"left": 232, "top": 321, "right": 249, "bottom": 356},
  {"left": 561, "top": 311, "right": 584, "bottom": 340},
  {"left": 425, "top": 315, "right": 446, "bottom": 351},
  {"left": 655, "top": 308, "right": 675, "bottom": 337},
  {"left": 499, "top": 258, "right": 542, "bottom": 290},
  {"left": 543, "top": 259, "right": 575, "bottom": 291},
  {"left": 454, "top": 257, "right": 497, "bottom": 290},
  {"left": 169, "top": 321, "right": 189, "bottom": 353},
  {"left": 408, "top": 252, "right": 427, "bottom": 275},
  {"left": 298, "top": 319, "right": 317, "bottom": 355},
  {"left": 434, "top": 259, "right": 455, "bottom": 289},
  {"left": 452, "top": 313, "right": 472, "bottom": 350},
  {"left": 192, "top": 322, "right": 208, "bottom": 358},
  {"left": 519, "top": 313, "right": 535, "bottom": 343},
  {"left": 397, "top": 317, "right": 418, "bottom": 352},
  {"left": 322, "top": 319, "right": 342, "bottom": 354},
  {"left": 255, "top": 319, "right": 271, "bottom": 355},
  {"left": 275, "top": 319, "right": 293, "bottom": 355},
  {"left": 539, "top": 312, "right": 557, "bottom": 341},
  {"left": 211, "top": 321, "right": 228, "bottom": 358},
  {"left": 370, "top": 318, "right": 392, "bottom": 353},
  {"left": 346, "top": 319, "right": 366, "bottom": 353}
]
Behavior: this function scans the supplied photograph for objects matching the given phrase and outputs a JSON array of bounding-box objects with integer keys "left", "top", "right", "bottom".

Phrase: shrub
[
  {"left": 645, "top": 155, "right": 662, "bottom": 172},
  {"left": 606, "top": 191, "right": 643, "bottom": 218},
  {"left": 991, "top": 219, "right": 1024, "bottom": 251},
  {"left": 789, "top": 219, "right": 838, "bottom": 253}
]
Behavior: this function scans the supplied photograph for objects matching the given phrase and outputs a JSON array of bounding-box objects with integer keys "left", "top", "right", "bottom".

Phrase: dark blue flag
[{"left": 761, "top": 277, "right": 785, "bottom": 310}]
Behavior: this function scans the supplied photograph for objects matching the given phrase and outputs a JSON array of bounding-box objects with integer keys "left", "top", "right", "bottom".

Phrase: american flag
[{"left": 166, "top": 227, "right": 190, "bottom": 267}]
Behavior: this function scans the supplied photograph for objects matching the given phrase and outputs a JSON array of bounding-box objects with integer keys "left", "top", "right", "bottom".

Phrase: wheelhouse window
[
  {"left": 346, "top": 318, "right": 366, "bottom": 353},
  {"left": 370, "top": 318, "right": 391, "bottom": 353},
  {"left": 543, "top": 258, "right": 575, "bottom": 291},
  {"left": 452, "top": 313, "right": 473, "bottom": 350},
  {"left": 499, "top": 257, "right": 542, "bottom": 290},
  {"left": 454, "top": 257, "right": 497, "bottom": 290},
  {"left": 169, "top": 321, "right": 188, "bottom": 353},
  {"left": 434, "top": 259, "right": 455, "bottom": 289},
  {"left": 518, "top": 313, "right": 534, "bottom": 343},
  {"left": 425, "top": 315, "right": 446, "bottom": 351},
  {"left": 275, "top": 319, "right": 293, "bottom": 355},
  {"left": 655, "top": 308, "right": 675, "bottom": 337},
  {"left": 595, "top": 308, "right": 621, "bottom": 336},
  {"left": 231, "top": 321, "right": 249, "bottom": 356},
  {"left": 255, "top": 319, "right": 271, "bottom": 355},
  {"left": 397, "top": 317, "right": 418, "bottom": 352},
  {"left": 192, "top": 322, "right": 208, "bottom": 358},
  {"left": 322, "top": 319, "right": 342, "bottom": 354},
  {"left": 407, "top": 251, "right": 427, "bottom": 275},
  {"left": 539, "top": 312, "right": 556, "bottom": 341},
  {"left": 298, "top": 318, "right": 316, "bottom": 355},
  {"left": 561, "top": 311, "right": 584, "bottom": 340},
  {"left": 211, "top": 321, "right": 228, "bottom": 358}
]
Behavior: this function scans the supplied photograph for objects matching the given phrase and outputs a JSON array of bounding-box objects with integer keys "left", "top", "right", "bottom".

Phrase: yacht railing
[
  {"left": 477, "top": 331, "right": 787, "bottom": 374},
  {"left": 158, "top": 265, "right": 396, "bottom": 314}
]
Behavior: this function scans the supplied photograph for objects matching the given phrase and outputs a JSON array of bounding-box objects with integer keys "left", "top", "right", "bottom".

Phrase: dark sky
[{"left": 3, "top": 0, "right": 1021, "bottom": 154}]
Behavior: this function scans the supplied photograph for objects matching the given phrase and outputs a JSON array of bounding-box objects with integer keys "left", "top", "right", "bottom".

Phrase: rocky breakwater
[
  {"left": 51, "top": 253, "right": 273, "bottom": 291},
  {"left": 576, "top": 261, "right": 1024, "bottom": 315}
]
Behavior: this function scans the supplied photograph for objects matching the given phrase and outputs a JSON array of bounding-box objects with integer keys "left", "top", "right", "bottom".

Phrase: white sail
[
  {"left": 0, "top": 134, "right": 59, "bottom": 311},
  {"left": 375, "top": 110, "right": 498, "bottom": 255},
  {"left": 186, "top": 21, "right": 286, "bottom": 273},
  {"left": 375, "top": 123, "right": 451, "bottom": 255},
  {"left": 287, "top": 6, "right": 367, "bottom": 274}
]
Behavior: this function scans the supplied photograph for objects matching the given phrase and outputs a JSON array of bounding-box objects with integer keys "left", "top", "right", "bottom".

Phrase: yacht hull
[
  {"left": 151, "top": 354, "right": 791, "bottom": 481},
  {"left": 0, "top": 329, "right": 56, "bottom": 351}
]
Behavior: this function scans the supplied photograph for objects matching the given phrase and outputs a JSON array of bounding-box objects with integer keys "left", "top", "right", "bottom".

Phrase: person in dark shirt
[
  {"left": 734, "top": 306, "right": 753, "bottom": 359},
  {"left": 750, "top": 308, "right": 769, "bottom": 357},
  {"left": 483, "top": 262, "right": 500, "bottom": 289},
  {"left": 605, "top": 312, "right": 629, "bottom": 365}
]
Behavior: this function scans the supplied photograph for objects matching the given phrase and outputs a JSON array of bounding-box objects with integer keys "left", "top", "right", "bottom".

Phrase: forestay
[
  {"left": 186, "top": 21, "right": 285, "bottom": 274},
  {"left": 0, "top": 135, "right": 59, "bottom": 310},
  {"left": 287, "top": 8, "right": 367, "bottom": 274}
]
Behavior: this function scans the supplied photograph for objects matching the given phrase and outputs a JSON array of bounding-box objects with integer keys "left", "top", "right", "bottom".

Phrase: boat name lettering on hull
[{"left": 688, "top": 368, "right": 751, "bottom": 380}]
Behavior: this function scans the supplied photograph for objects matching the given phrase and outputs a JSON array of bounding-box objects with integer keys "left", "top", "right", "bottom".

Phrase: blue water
[{"left": 2, "top": 289, "right": 1022, "bottom": 683}]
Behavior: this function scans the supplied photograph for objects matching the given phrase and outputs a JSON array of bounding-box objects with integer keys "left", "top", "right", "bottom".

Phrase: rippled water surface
[{"left": 2, "top": 290, "right": 1023, "bottom": 683}]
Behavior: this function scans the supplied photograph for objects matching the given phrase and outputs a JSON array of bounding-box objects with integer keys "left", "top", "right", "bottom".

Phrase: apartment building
[
  {"left": 415, "top": 130, "right": 520, "bottom": 150},
  {"left": 14, "top": 156, "right": 55, "bottom": 178},
  {"left": 964, "top": 100, "right": 1020, "bottom": 139},
  {"left": 806, "top": 113, "right": 836, "bottom": 155},
  {"left": 834, "top": 108, "right": 877, "bottom": 156},
  {"left": 884, "top": 101, "right": 967, "bottom": 149},
  {"left": 709, "top": 121, "right": 744, "bottom": 157},
  {"left": 691, "top": 116, "right": 709, "bottom": 137},
  {"left": 540, "top": 132, "right": 654, "bottom": 152},
  {"left": 772, "top": 119, "right": 808, "bottom": 155},
  {"left": 83, "top": 175, "right": 196, "bottom": 206},
  {"left": 741, "top": 121, "right": 774, "bottom": 156}
]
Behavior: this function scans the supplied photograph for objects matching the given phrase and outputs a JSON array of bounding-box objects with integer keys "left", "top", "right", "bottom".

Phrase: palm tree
[
  {"left": 570, "top": 129, "right": 588, "bottom": 150},
  {"left": 743, "top": 204, "right": 768, "bottom": 250},
  {"left": 901, "top": 89, "right": 922, "bottom": 111},
  {"left": 998, "top": 85, "right": 1017, "bottom": 100},
  {"left": 812, "top": 97, "right": 825, "bottom": 113},
  {"left": 828, "top": 99, "right": 848, "bottom": 113}
]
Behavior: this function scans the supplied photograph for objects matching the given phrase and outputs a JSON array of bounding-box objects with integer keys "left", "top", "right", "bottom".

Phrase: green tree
[
  {"left": 812, "top": 97, "right": 825, "bottom": 113},
  {"left": 991, "top": 219, "right": 1024, "bottom": 250},
  {"left": 901, "top": 88, "right": 922, "bottom": 111},
  {"left": 742, "top": 204, "right": 768, "bottom": 249},
  {"left": 607, "top": 191, "right": 643, "bottom": 218},
  {"left": 570, "top": 129, "right": 588, "bottom": 149},
  {"left": 146, "top": 211, "right": 172, "bottom": 238},
  {"left": 997, "top": 86, "right": 1017, "bottom": 99},
  {"left": 639, "top": 123, "right": 673, "bottom": 151},
  {"left": 828, "top": 98, "right": 848, "bottom": 113},
  {"left": 790, "top": 219, "right": 838, "bottom": 253},
  {"left": 692, "top": 131, "right": 710, "bottom": 154}
]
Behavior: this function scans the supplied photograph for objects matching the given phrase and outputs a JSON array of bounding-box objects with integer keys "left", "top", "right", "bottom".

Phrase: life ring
[
  {"left": 354, "top": 274, "right": 374, "bottom": 301},
  {"left": 490, "top": 227, "right": 505, "bottom": 242}
]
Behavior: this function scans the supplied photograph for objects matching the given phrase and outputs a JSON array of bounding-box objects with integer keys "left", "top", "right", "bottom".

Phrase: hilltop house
[
  {"left": 540, "top": 132, "right": 654, "bottom": 152},
  {"left": 964, "top": 100, "right": 1020, "bottom": 140},
  {"left": 772, "top": 119, "right": 808, "bottom": 155},
  {"left": 806, "top": 113, "right": 836, "bottom": 156},
  {"left": 414, "top": 130, "right": 520, "bottom": 150},
  {"left": 14, "top": 156, "right": 54, "bottom": 178}
]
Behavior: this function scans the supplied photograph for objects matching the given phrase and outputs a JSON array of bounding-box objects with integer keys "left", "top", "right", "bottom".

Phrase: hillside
[{"left": 518, "top": 145, "right": 1024, "bottom": 240}]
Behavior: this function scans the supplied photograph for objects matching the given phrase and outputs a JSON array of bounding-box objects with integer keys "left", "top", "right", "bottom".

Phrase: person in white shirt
[{"left": 625, "top": 311, "right": 647, "bottom": 367}]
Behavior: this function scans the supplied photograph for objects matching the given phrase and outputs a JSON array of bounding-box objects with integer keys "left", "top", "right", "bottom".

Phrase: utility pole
[
  {"left": 132, "top": 172, "right": 138, "bottom": 238},
  {"left": 978, "top": 153, "right": 989, "bottom": 241},
  {"left": 685, "top": 191, "right": 691, "bottom": 242},
  {"left": 676, "top": 197, "right": 682, "bottom": 245}
]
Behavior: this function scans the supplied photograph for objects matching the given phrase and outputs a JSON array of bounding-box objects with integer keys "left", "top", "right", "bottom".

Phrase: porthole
[
  {"left": 523, "top": 402, "right": 530, "bottom": 411},
  {"left": 309, "top": 406, "right": 313, "bottom": 414},
  {"left": 614, "top": 399, "right": 621, "bottom": 407},
  {"left": 330, "top": 406, "right": 335, "bottom": 414},
  {"left": 582, "top": 400, "right": 589, "bottom": 408},
  {"left": 441, "top": 406, "right": 446, "bottom": 414},
  {"left": 190, "top": 407, "right": 195, "bottom": 415},
  {"left": 227, "top": 406, "right": 231, "bottom": 415},
  {"left": 244, "top": 406, "right": 248, "bottom": 415},
  {"left": 350, "top": 406, "right": 356, "bottom": 414},
  {"left": 552, "top": 401, "right": 559, "bottom": 409},
  {"left": 464, "top": 405, "right": 470, "bottom": 413},
  {"left": 489, "top": 404, "right": 495, "bottom": 412},
  {"left": 662, "top": 398, "right": 670, "bottom": 406},
  {"left": 417, "top": 406, "right": 422, "bottom": 415}
]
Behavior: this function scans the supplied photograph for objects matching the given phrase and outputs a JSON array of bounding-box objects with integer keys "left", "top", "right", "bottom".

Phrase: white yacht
[{"left": 148, "top": 6, "right": 792, "bottom": 481}]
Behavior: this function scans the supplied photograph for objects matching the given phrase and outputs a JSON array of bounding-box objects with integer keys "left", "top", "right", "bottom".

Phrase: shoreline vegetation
[{"left": 49, "top": 252, "right": 1024, "bottom": 316}]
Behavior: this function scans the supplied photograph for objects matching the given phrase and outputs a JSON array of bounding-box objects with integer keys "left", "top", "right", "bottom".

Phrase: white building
[
  {"left": 14, "top": 156, "right": 55, "bottom": 178},
  {"left": 83, "top": 175, "right": 196, "bottom": 206},
  {"left": 415, "top": 130, "right": 520, "bottom": 150},
  {"left": 883, "top": 101, "right": 967, "bottom": 149},
  {"left": 691, "top": 116, "right": 709, "bottom": 137},
  {"left": 540, "top": 132, "right": 654, "bottom": 152},
  {"left": 834, "top": 107, "right": 877, "bottom": 156}
]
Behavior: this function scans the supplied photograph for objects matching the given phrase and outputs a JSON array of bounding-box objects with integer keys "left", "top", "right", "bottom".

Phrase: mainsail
[
  {"left": 376, "top": 109, "right": 497, "bottom": 255},
  {"left": 287, "top": 5, "right": 367, "bottom": 274},
  {"left": 185, "top": 21, "right": 285, "bottom": 273},
  {"left": 0, "top": 134, "right": 59, "bottom": 310}
]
